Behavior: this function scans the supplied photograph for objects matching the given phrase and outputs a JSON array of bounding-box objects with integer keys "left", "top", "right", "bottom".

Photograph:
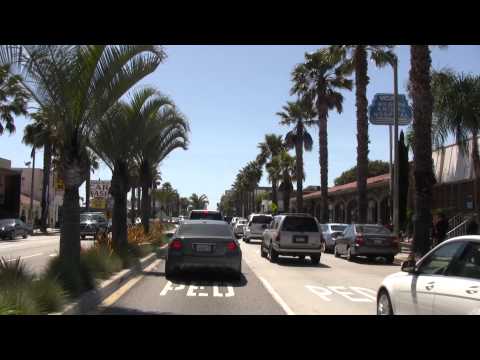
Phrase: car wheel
[
  {"left": 334, "top": 245, "right": 340, "bottom": 258},
  {"left": 377, "top": 290, "right": 394, "bottom": 315},
  {"left": 298, "top": 255, "right": 305, "bottom": 261},
  {"left": 346, "top": 247, "right": 355, "bottom": 262},
  {"left": 310, "top": 255, "right": 321, "bottom": 265},
  {"left": 22, "top": 232, "right": 27, "bottom": 239},
  {"left": 269, "top": 244, "right": 278, "bottom": 263},
  {"left": 81, "top": 235, "right": 85, "bottom": 240},
  {"left": 367, "top": 256, "right": 376, "bottom": 263},
  {"left": 385, "top": 255, "right": 395, "bottom": 264},
  {"left": 244, "top": 237, "right": 250, "bottom": 243},
  {"left": 9, "top": 231, "right": 15, "bottom": 240}
]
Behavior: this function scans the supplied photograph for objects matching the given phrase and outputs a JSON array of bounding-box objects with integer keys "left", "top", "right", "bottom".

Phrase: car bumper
[
  {"left": 244, "top": 232, "right": 263, "bottom": 239},
  {"left": 167, "top": 254, "right": 242, "bottom": 272},
  {"left": 351, "top": 246, "right": 399, "bottom": 256},
  {"left": 272, "top": 243, "right": 323, "bottom": 255},
  {"left": 80, "top": 230, "right": 97, "bottom": 236}
]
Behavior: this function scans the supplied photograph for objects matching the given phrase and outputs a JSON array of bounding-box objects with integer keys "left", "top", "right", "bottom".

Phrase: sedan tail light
[
  {"left": 355, "top": 236, "right": 365, "bottom": 246},
  {"left": 170, "top": 238, "right": 182, "bottom": 250},
  {"left": 226, "top": 241, "right": 237, "bottom": 251}
]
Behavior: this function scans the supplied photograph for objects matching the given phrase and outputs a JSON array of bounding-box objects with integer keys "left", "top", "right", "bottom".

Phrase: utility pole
[
  {"left": 389, "top": 125, "right": 393, "bottom": 223},
  {"left": 393, "top": 58, "right": 400, "bottom": 237}
]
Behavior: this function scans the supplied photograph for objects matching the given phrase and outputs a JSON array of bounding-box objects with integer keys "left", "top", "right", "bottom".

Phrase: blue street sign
[{"left": 368, "top": 93, "right": 413, "bottom": 126}]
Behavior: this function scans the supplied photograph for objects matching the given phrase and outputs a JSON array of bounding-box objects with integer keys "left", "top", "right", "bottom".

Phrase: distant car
[
  {"left": 80, "top": 212, "right": 108, "bottom": 240},
  {"left": 107, "top": 219, "right": 112, "bottom": 233},
  {"left": 165, "top": 220, "right": 242, "bottom": 279},
  {"left": 0, "top": 218, "right": 32, "bottom": 240},
  {"left": 243, "top": 214, "right": 273, "bottom": 243},
  {"left": 189, "top": 210, "right": 224, "bottom": 221},
  {"left": 377, "top": 236, "right": 480, "bottom": 315},
  {"left": 262, "top": 213, "right": 324, "bottom": 264},
  {"left": 321, "top": 223, "right": 348, "bottom": 252},
  {"left": 334, "top": 224, "right": 399, "bottom": 264},
  {"left": 233, "top": 218, "right": 248, "bottom": 238}
]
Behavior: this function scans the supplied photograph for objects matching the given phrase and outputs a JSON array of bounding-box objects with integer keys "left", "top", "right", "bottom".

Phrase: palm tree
[
  {"left": 1, "top": 45, "right": 166, "bottom": 279},
  {"left": 291, "top": 48, "right": 353, "bottom": 222},
  {"left": 179, "top": 197, "right": 190, "bottom": 216},
  {"left": 131, "top": 88, "right": 189, "bottom": 234},
  {"left": 85, "top": 150, "right": 99, "bottom": 211},
  {"left": 190, "top": 193, "right": 209, "bottom": 209},
  {"left": 329, "top": 45, "right": 396, "bottom": 223},
  {"left": 0, "top": 64, "right": 29, "bottom": 135},
  {"left": 409, "top": 45, "right": 436, "bottom": 257},
  {"left": 277, "top": 98, "right": 316, "bottom": 213},
  {"left": 256, "top": 134, "right": 283, "bottom": 210},
  {"left": 89, "top": 102, "right": 137, "bottom": 250},
  {"left": 23, "top": 109, "right": 57, "bottom": 232},
  {"left": 275, "top": 150, "right": 302, "bottom": 213}
]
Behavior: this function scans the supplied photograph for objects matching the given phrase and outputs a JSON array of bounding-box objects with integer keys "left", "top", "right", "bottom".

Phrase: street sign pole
[{"left": 393, "top": 59, "right": 400, "bottom": 237}]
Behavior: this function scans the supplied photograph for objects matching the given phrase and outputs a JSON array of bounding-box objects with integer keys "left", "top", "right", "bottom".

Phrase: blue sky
[{"left": 2, "top": 45, "right": 480, "bottom": 210}]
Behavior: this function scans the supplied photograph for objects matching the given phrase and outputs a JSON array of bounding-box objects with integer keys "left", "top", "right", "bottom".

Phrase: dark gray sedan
[
  {"left": 334, "top": 224, "right": 399, "bottom": 264},
  {"left": 165, "top": 220, "right": 242, "bottom": 279},
  {"left": 0, "top": 218, "right": 32, "bottom": 240}
]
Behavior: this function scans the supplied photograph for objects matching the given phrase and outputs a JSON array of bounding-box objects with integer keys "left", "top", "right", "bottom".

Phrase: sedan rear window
[
  {"left": 251, "top": 216, "right": 272, "bottom": 224},
  {"left": 282, "top": 217, "right": 318, "bottom": 232},
  {"left": 355, "top": 225, "right": 391, "bottom": 235},
  {"left": 178, "top": 224, "right": 233, "bottom": 237},
  {"left": 189, "top": 211, "right": 223, "bottom": 220},
  {"left": 331, "top": 225, "right": 347, "bottom": 232}
]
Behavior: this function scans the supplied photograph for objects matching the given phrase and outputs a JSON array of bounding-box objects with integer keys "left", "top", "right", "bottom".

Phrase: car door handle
[
  {"left": 466, "top": 286, "right": 479, "bottom": 295},
  {"left": 425, "top": 282, "right": 435, "bottom": 291}
]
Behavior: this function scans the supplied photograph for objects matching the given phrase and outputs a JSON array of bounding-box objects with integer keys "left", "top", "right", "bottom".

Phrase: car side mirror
[{"left": 401, "top": 260, "right": 416, "bottom": 273}]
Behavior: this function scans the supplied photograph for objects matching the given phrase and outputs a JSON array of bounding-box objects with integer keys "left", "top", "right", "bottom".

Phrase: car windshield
[
  {"left": 282, "top": 217, "right": 318, "bottom": 232},
  {"left": 251, "top": 216, "right": 272, "bottom": 224},
  {"left": 178, "top": 223, "right": 232, "bottom": 237},
  {"left": 0, "top": 219, "right": 15, "bottom": 226},
  {"left": 190, "top": 212, "right": 223, "bottom": 220},
  {"left": 355, "top": 225, "right": 391, "bottom": 235},
  {"left": 238, "top": 220, "right": 247, "bottom": 225},
  {"left": 80, "top": 214, "right": 105, "bottom": 222},
  {"left": 331, "top": 225, "right": 347, "bottom": 232}
]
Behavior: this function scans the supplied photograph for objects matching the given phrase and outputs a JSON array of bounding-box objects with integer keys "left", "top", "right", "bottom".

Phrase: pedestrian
[
  {"left": 435, "top": 213, "right": 449, "bottom": 245},
  {"left": 467, "top": 219, "right": 479, "bottom": 235}
]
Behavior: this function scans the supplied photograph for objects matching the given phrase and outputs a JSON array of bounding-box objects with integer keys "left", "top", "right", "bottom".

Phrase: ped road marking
[
  {"left": 306, "top": 285, "right": 377, "bottom": 303},
  {"left": 6, "top": 253, "right": 43, "bottom": 262},
  {"left": 160, "top": 281, "right": 235, "bottom": 297},
  {"left": 100, "top": 259, "right": 162, "bottom": 308}
]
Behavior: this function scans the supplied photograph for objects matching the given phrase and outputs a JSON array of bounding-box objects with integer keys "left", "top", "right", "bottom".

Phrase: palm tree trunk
[
  {"left": 296, "top": 136, "right": 303, "bottom": 213},
  {"left": 355, "top": 46, "right": 369, "bottom": 224},
  {"left": 59, "top": 184, "right": 81, "bottom": 272},
  {"left": 140, "top": 166, "right": 151, "bottom": 234},
  {"left": 40, "top": 141, "right": 52, "bottom": 232},
  {"left": 272, "top": 180, "right": 278, "bottom": 209},
  {"left": 85, "top": 166, "right": 91, "bottom": 211},
  {"left": 319, "top": 109, "right": 329, "bottom": 223},
  {"left": 410, "top": 45, "right": 435, "bottom": 258},
  {"left": 137, "top": 187, "right": 141, "bottom": 217},
  {"left": 111, "top": 165, "right": 128, "bottom": 250}
]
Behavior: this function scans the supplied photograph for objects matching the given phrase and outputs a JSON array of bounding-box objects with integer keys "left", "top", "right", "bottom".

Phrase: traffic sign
[{"left": 369, "top": 93, "right": 412, "bottom": 126}]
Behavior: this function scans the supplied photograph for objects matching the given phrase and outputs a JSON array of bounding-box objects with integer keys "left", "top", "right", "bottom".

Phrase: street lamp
[{"left": 392, "top": 58, "right": 400, "bottom": 237}]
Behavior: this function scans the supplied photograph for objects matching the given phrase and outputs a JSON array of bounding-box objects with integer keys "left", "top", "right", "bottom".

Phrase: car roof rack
[{"left": 276, "top": 213, "right": 314, "bottom": 217}]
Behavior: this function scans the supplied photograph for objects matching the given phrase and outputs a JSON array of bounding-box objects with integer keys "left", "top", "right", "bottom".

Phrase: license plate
[
  {"left": 195, "top": 244, "right": 212, "bottom": 253},
  {"left": 294, "top": 236, "right": 308, "bottom": 243}
]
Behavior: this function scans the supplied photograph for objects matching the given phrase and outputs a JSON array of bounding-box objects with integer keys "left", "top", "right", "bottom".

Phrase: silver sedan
[{"left": 165, "top": 220, "right": 242, "bottom": 279}]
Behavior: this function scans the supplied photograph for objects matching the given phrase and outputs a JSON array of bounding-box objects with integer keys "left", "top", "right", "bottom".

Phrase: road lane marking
[
  {"left": 187, "top": 285, "right": 199, "bottom": 296},
  {"left": 306, "top": 285, "right": 376, "bottom": 303},
  {"left": 101, "top": 259, "right": 161, "bottom": 308},
  {"left": 328, "top": 286, "right": 372, "bottom": 302},
  {"left": 197, "top": 286, "right": 208, "bottom": 297},
  {"left": 258, "top": 276, "right": 295, "bottom": 315},
  {"left": 160, "top": 281, "right": 175, "bottom": 296},
  {"left": 160, "top": 281, "right": 235, "bottom": 297},
  {"left": 213, "top": 284, "right": 223, "bottom": 297},
  {"left": 5, "top": 253, "right": 43, "bottom": 262},
  {"left": 349, "top": 287, "right": 377, "bottom": 301},
  {"left": 225, "top": 286, "right": 234, "bottom": 297},
  {"left": 306, "top": 285, "right": 334, "bottom": 301}
]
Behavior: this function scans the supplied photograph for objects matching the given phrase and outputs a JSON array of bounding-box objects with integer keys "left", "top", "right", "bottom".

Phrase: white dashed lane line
[{"left": 5, "top": 253, "right": 44, "bottom": 262}]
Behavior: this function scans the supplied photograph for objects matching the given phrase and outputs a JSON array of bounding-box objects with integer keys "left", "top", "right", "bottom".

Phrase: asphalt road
[
  {"left": 0, "top": 233, "right": 94, "bottom": 274},
  {"left": 92, "top": 236, "right": 401, "bottom": 315}
]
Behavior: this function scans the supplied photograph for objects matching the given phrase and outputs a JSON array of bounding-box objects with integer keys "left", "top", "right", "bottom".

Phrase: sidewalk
[{"left": 32, "top": 228, "right": 60, "bottom": 236}]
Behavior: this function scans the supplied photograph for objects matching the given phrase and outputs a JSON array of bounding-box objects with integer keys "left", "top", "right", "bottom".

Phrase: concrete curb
[{"left": 51, "top": 243, "right": 169, "bottom": 315}]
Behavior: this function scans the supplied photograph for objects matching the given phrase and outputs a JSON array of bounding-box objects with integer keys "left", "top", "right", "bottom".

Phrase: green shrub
[
  {"left": 0, "top": 258, "right": 33, "bottom": 287},
  {"left": 0, "top": 285, "right": 40, "bottom": 315},
  {"left": 29, "top": 277, "right": 67, "bottom": 313},
  {"left": 81, "top": 245, "right": 123, "bottom": 280},
  {"left": 44, "top": 257, "right": 95, "bottom": 298}
]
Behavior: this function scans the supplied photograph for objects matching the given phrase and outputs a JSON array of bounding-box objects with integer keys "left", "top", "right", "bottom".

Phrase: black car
[
  {"left": 0, "top": 218, "right": 32, "bottom": 240},
  {"left": 80, "top": 212, "right": 108, "bottom": 239},
  {"left": 189, "top": 210, "right": 224, "bottom": 221}
]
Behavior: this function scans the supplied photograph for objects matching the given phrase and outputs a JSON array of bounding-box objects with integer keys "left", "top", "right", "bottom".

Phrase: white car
[
  {"left": 233, "top": 218, "right": 248, "bottom": 238},
  {"left": 377, "top": 235, "right": 480, "bottom": 315}
]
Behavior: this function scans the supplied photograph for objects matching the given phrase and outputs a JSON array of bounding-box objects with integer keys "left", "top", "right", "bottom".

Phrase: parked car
[
  {"left": 334, "top": 224, "right": 399, "bottom": 264},
  {"left": 165, "top": 220, "right": 242, "bottom": 279},
  {"left": 321, "top": 223, "right": 348, "bottom": 253},
  {"left": 377, "top": 235, "right": 480, "bottom": 315},
  {"left": 0, "top": 218, "right": 32, "bottom": 240},
  {"left": 80, "top": 212, "right": 108, "bottom": 240},
  {"left": 261, "top": 213, "right": 324, "bottom": 264},
  {"left": 233, "top": 218, "right": 248, "bottom": 238},
  {"left": 189, "top": 210, "right": 224, "bottom": 221},
  {"left": 243, "top": 214, "right": 273, "bottom": 243}
]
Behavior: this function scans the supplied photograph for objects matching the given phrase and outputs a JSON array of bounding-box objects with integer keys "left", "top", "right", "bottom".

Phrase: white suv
[
  {"left": 261, "top": 213, "right": 325, "bottom": 264},
  {"left": 243, "top": 214, "right": 273, "bottom": 243}
]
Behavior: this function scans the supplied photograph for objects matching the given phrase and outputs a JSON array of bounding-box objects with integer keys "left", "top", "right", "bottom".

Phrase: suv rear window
[
  {"left": 282, "top": 217, "right": 318, "bottom": 232},
  {"left": 178, "top": 224, "right": 232, "bottom": 237},
  {"left": 189, "top": 211, "right": 223, "bottom": 220},
  {"left": 355, "top": 225, "right": 391, "bottom": 235},
  {"left": 251, "top": 216, "right": 272, "bottom": 224},
  {"left": 331, "top": 225, "right": 347, "bottom": 232}
]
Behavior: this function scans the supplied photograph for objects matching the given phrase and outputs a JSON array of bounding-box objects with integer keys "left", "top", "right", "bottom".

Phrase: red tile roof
[{"left": 302, "top": 173, "right": 390, "bottom": 200}]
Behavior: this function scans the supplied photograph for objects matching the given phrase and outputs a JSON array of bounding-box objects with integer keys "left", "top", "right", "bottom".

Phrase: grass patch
[{"left": 81, "top": 245, "right": 123, "bottom": 280}]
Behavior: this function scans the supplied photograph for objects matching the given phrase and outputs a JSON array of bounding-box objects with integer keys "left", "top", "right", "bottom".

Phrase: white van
[{"left": 243, "top": 214, "right": 273, "bottom": 243}]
